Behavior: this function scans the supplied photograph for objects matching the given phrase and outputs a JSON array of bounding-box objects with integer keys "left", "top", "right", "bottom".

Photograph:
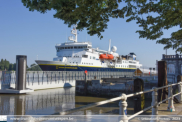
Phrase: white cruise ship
[{"left": 35, "top": 25, "right": 142, "bottom": 71}]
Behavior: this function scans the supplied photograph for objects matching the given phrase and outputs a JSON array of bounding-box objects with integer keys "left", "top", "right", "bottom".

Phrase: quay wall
[{"left": 76, "top": 78, "right": 158, "bottom": 98}]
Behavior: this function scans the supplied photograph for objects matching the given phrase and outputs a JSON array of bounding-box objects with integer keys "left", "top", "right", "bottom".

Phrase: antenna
[
  {"left": 69, "top": 24, "right": 77, "bottom": 42},
  {"left": 108, "top": 39, "right": 111, "bottom": 52}
]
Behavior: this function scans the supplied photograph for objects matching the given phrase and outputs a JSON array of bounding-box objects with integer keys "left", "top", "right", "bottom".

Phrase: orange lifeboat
[
  {"left": 99, "top": 54, "right": 114, "bottom": 60},
  {"left": 107, "top": 54, "right": 114, "bottom": 60}
]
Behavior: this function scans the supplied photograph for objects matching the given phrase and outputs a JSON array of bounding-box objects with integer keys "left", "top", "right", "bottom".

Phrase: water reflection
[
  {"left": 0, "top": 87, "right": 152, "bottom": 116},
  {"left": 0, "top": 87, "right": 75, "bottom": 115}
]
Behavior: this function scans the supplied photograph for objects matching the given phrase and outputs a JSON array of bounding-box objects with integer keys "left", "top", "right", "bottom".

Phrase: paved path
[
  {"left": 141, "top": 102, "right": 182, "bottom": 115},
  {"left": 157, "top": 102, "right": 182, "bottom": 115}
]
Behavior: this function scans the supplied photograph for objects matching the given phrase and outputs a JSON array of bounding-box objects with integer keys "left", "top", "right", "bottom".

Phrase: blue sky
[{"left": 0, "top": 1, "right": 178, "bottom": 68}]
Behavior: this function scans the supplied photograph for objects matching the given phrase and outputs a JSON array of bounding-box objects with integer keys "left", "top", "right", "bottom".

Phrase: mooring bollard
[
  {"left": 178, "top": 82, "right": 182, "bottom": 103},
  {"left": 167, "top": 85, "right": 175, "bottom": 111},
  {"left": 15, "top": 55, "right": 27, "bottom": 90},
  {"left": 119, "top": 93, "right": 128, "bottom": 122}
]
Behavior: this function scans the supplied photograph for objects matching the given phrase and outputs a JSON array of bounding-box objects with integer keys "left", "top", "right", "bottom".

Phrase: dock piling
[{"left": 15, "top": 55, "right": 27, "bottom": 90}]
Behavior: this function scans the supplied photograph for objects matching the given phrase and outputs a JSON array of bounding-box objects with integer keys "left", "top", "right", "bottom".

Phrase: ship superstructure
[{"left": 35, "top": 25, "right": 142, "bottom": 71}]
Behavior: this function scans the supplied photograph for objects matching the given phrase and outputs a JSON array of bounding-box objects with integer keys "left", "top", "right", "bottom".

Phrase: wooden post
[
  {"left": 158, "top": 61, "right": 168, "bottom": 103},
  {"left": 133, "top": 78, "right": 145, "bottom": 113}
]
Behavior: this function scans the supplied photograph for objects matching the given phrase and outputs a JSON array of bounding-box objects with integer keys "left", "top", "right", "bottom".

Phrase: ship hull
[{"left": 35, "top": 60, "right": 136, "bottom": 72}]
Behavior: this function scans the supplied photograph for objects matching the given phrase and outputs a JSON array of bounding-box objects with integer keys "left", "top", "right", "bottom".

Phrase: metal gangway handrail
[{"left": 53, "top": 82, "right": 182, "bottom": 122}]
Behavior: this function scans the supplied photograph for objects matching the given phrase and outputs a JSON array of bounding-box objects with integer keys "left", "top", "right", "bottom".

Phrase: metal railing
[
  {"left": 163, "top": 54, "right": 182, "bottom": 59},
  {"left": 0, "top": 71, "right": 134, "bottom": 86},
  {"left": 54, "top": 82, "right": 182, "bottom": 122}
]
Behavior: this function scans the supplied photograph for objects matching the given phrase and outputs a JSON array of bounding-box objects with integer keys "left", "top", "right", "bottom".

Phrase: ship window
[
  {"left": 74, "top": 46, "right": 77, "bottom": 49},
  {"left": 71, "top": 47, "right": 73, "bottom": 49},
  {"left": 82, "top": 55, "right": 88, "bottom": 58},
  {"left": 90, "top": 56, "right": 91, "bottom": 59},
  {"left": 65, "top": 47, "right": 68, "bottom": 49},
  {"left": 68, "top": 47, "right": 70, "bottom": 49},
  {"left": 93, "top": 57, "right": 95, "bottom": 59}
]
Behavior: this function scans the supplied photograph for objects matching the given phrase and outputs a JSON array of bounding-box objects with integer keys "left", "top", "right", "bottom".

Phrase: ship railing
[
  {"left": 52, "top": 82, "right": 182, "bottom": 122},
  {"left": 61, "top": 41, "right": 92, "bottom": 45}
]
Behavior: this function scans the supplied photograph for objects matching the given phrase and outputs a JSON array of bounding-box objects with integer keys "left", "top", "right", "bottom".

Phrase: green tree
[
  {"left": 4, "top": 59, "right": 10, "bottom": 70},
  {"left": 13, "top": 63, "right": 16, "bottom": 71},
  {"left": 22, "top": 0, "right": 182, "bottom": 53},
  {"left": 27, "top": 64, "right": 42, "bottom": 71},
  {"left": 30, "top": 63, "right": 37, "bottom": 67},
  {"left": 0, "top": 59, "right": 4, "bottom": 70},
  {"left": 9, "top": 64, "right": 14, "bottom": 71}
]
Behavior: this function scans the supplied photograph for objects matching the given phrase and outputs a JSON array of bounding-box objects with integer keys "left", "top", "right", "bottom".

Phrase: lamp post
[
  {"left": 153, "top": 68, "right": 155, "bottom": 79},
  {"left": 149, "top": 68, "right": 152, "bottom": 76}
]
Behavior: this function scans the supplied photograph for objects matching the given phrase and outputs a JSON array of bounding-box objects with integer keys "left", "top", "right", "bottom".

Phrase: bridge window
[{"left": 82, "top": 55, "right": 88, "bottom": 58}]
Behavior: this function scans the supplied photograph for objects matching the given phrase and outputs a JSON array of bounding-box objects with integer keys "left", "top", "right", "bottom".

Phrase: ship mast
[
  {"left": 108, "top": 39, "right": 111, "bottom": 53},
  {"left": 68, "top": 24, "right": 77, "bottom": 42}
]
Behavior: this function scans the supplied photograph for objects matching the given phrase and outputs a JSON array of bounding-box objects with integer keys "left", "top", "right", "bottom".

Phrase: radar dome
[{"left": 111, "top": 46, "right": 117, "bottom": 52}]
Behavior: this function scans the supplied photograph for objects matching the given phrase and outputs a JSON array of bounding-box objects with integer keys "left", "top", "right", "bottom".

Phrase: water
[{"left": 0, "top": 87, "right": 152, "bottom": 115}]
